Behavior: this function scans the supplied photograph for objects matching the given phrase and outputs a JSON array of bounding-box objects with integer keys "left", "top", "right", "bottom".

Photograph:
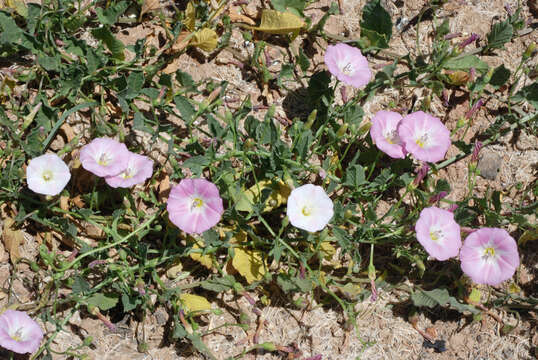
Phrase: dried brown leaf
[
  {"left": 2, "top": 218, "right": 23, "bottom": 263},
  {"left": 228, "top": 7, "right": 256, "bottom": 25},
  {"left": 141, "top": 0, "right": 160, "bottom": 18},
  {"left": 171, "top": 31, "right": 191, "bottom": 52},
  {"left": 60, "top": 123, "right": 76, "bottom": 143}
]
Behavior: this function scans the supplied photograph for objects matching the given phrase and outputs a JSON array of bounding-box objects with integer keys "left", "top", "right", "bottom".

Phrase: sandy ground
[{"left": 0, "top": 0, "right": 537, "bottom": 359}]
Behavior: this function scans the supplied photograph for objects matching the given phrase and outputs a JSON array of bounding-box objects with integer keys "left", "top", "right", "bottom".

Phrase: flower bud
[
  {"left": 523, "top": 42, "right": 536, "bottom": 60},
  {"left": 336, "top": 123, "right": 348, "bottom": 137},
  {"left": 305, "top": 109, "right": 317, "bottom": 129}
]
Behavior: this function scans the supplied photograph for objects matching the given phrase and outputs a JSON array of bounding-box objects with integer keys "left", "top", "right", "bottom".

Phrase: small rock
[
  {"left": 477, "top": 152, "right": 502, "bottom": 180},
  {"left": 515, "top": 131, "right": 538, "bottom": 151}
]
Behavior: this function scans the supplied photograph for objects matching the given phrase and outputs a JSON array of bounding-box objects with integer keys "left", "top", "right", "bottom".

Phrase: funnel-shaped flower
[
  {"left": 398, "top": 111, "right": 451, "bottom": 163},
  {"left": 0, "top": 310, "right": 44, "bottom": 354},
  {"left": 26, "top": 153, "right": 71, "bottom": 196},
  {"left": 105, "top": 152, "right": 154, "bottom": 188},
  {"left": 167, "top": 178, "right": 224, "bottom": 234},
  {"left": 79, "top": 138, "right": 130, "bottom": 177},
  {"left": 324, "top": 43, "right": 372, "bottom": 88},
  {"left": 460, "top": 228, "right": 519, "bottom": 286},
  {"left": 415, "top": 207, "right": 461, "bottom": 260},
  {"left": 370, "top": 111, "right": 406, "bottom": 159},
  {"left": 287, "top": 184, "right": 334, "bottom": 232}
]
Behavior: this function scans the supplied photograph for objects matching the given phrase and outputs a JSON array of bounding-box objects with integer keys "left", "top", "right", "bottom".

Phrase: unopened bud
[
  {"left": 336, "top": 123, "right": 348, "bottom": 137},
  {"left": 523, "top": 42, "right": 536, "bottom": 60},
  {"left": 305, "top": 109, "right": 317, "bottom": 129}
]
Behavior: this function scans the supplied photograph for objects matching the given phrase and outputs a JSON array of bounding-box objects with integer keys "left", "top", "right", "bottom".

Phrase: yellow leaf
[
  {"left": 2, "top": 218, "right": 23, "bottom": 264},
  {"left": 319, "top": 241, "right": 336, "bottom": 260},
  {"left": 189, "top": 238, "right": 213, "bottom": 269},
  {"left": 179, "top": 293, "right": 211, "bottom": 312},
  {"left": 5, "top": 0, "right": 27, "bottom": 17},
  {"left": 468, "top": 288, "right": 481, "bottom": 304},
  {"left": 185, "top": 1, "right": 196, "bottom": 32},
  {"left": 235, "top": 179, "right": 291, "bottom": 213},
  {"left": 218, "top": 227, "right": 248, "bottom": 244},
  {"left": 232, "top": 247, "right": 266, "bottom": 284},
  {"left": 166, "top": 261, "right": 184, "bottom": 279},
  {"left": 337, "top": 282, "right": 362, "bottom": 299},
  {"left": 446, "top": 70, "right": 470, "bottom": 86},
  {"left": 518, "top": 229, "right": 538, "bottom": 245},
  {"left": 190, "top": 28, "right": 217, "bottom": 52},
  {"left": 251, "top": 9, "right": 305, "bottom": 35}
]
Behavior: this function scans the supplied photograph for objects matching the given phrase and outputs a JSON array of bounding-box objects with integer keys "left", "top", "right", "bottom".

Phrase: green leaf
[
  {"left": 96, "top": 1, "right": 129, "bottom": 25},
  {"left": 271, "top": 0, "right": 305, "bottom": 17},
  {"left": 443, "top": 55, "right": 488, "bottom": 74},
  {"left": 37, "top": 55, "right": 61, "bottom": 72},
  {"left": 91, "top": 27, "right": 125, "bottom": 60},
  {"left": 72, "top": 276, "right": 91, "bottom": 294},
  {"left": 176, "top": 70, "right": 195, "bottom": 90},
  {"left": 360, "top": 0, "right": 392, "bottom": 49},
  {"left": 487, "top": 19, "right": 513, "bottom": 50},
  {"left": 86, "top": 293, "right": 119, "bottom": 311},
  {"left": 133, "top": 112, "right": 153, "bottom": 133},
  {"left": 297, "top": 47, "right": 310, "bottom": 73},
  {"left": 512, "top": 82, "right": 538, "bottom": 108},
  {"left": 411, "top": 288, "right": 479, "bottom": 314},
  {"left": 121, "top": 293, "right": 140, "bottom": 312},
  {"left": 201, "top": 275, "right": 236, "bottom": 293},
  {"left": 124, "top": 71, "right": 144, "bottom": 99},
  {"left": 174, "top": 95, "right": 196, "bottom": 125},
  {"left": 344, "top": 164, "right": 366, "bottom": 188},
  {"left": 489, "top": 64, "right": 511, "bottom": 89},
  {"left": 0, "top": 11, "right": 22, "bottom": 44}
]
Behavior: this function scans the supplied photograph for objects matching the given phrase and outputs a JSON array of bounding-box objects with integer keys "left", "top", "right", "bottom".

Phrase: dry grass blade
[{"left": 2, "top": 217, "right": 23, "bottom": 263}]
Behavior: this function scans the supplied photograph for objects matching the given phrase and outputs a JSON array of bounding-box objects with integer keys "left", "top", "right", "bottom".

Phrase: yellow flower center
[
  {"left": 341, "top": 63, "right": 354, "bottom": 76},
  {"left": 10, "top": 328, "right": 24, "bottom": 342},
  {"left": 430, "top": 229, "right": 442, "bottom": 241},
  {"left": 191, "top": 197, "right": 204, "bottom": 210},
  {"left": 98, "top": 153, "right": 111, "bottom": 166},
  {"left": 42, "top": 170, "right": 53, "bottom": 182},
  {"left": 416, "top": 134, "right": 428, "bottom": 148},
  {"left": 301, "top": 206, "right": 312, "bottom": 216},
  {"left": 483, "top": 246, "right": 495, "bottom": 258},
  {"left": 385, "top": 130, "right": 399, "bottom": 145},
  {"left": 121, "top": 167, "right": 135, "bottom": 179}
]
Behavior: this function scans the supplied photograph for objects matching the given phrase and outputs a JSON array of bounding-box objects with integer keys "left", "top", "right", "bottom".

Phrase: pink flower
[
  {"left": 79, "top": 138, "right": 130, "bottom": 177},
  {"left": 460, "top": 228, "right": 519, "bottom": 286},
  {"left": 415, "top": 207, "right": 461, "bottom": 261},
  {"left": 398, "top": 111, "right": 451, "bottom": 163},
  {"left": 287, "top": 184, "right": 334, "bottom": 232},
  {"left": 324, "top": 43, "right": 372, "bottom": 88},
  {"left": 369, "top": 111, "right": 406, "bottom": 159},
  {"left": 167, "top": 178, "right": 224, "bottom": 234},
  {"left": 26, "top": 153, "right": 71, "bottom": 196},
  {"left": 105, "top": 152, "right": 154, "bottom": 188},
  {"left": 0, "top": 310, "right": 44, "bottom": 354}
]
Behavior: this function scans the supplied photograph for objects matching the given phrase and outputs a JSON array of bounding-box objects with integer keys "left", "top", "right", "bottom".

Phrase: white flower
[
  {"left": 286, "top": 184, "right": 334, "bottom": 232},
  {"left": 26, "top": 154, "right": 71, "bottom": 196}
]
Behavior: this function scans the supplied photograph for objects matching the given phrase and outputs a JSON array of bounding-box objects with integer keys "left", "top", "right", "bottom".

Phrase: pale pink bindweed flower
[
  {"left": 415, "top": 207, "right": 462, "bottom": 261},
  {"left": 324, "top": 43, "right": 372, "bottom": 88},
  {"left": 398, "top": 111, "right": 451, "bottom": 163},
  {"left": 0, "top": 310, "right": 44, "bottom": 354},
  {"left": 287, "top": 184, "right": 334, "bottom": 233},
  {"left": 79, "top": 138, "right": 130, "bottom": 177},
  {"left": 26, "top": 153, "right": 71, "bottom": 196},
  {"left": 460, "top": 228, "right": 519, "bottom": 286},
  {"left": 369, "top": 111, "right": 406, "bottom": 159},
  {"left": 167, "top": 178, "right": 224, "bottom": 234},
  {"left": 105, "top": 152, "right": 154, "bottom": 188}
]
